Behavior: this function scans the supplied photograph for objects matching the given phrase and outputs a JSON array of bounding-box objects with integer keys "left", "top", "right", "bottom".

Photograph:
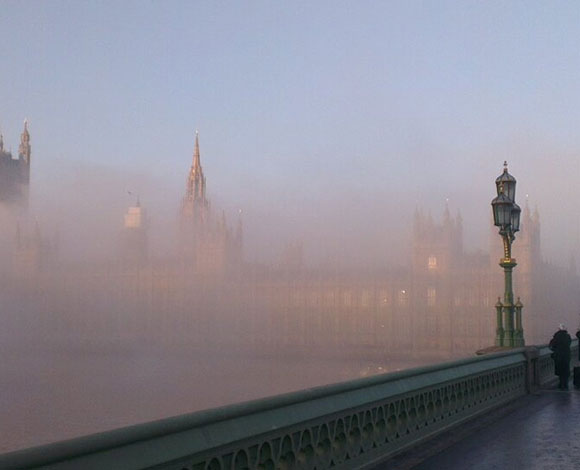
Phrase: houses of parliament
[{"left": 1, "top": 121, "right": 579, "bottom": 360}]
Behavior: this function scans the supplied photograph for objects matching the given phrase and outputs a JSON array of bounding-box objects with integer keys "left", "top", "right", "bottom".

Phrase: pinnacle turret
[
  {"left": 0, "top": 119, "right": 31, "bottom": 208},
  {"left": 193, "top": 130, "right": 201, "bottom": 169},
  {"left": 18, "top": 119, "right": 31, "bottom": 164},
  {"left": 182, "top": 131, "right": 209, "bottom": 223}
]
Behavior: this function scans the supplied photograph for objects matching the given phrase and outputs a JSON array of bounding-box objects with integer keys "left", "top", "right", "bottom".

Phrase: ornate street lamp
[{"left": 491, "top": 162, "right": 525, "bottom": 347}]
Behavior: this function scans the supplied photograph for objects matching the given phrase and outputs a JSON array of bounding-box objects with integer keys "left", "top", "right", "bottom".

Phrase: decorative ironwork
[{"left": 173, "top": 366, "right": 525, "bottom": 470}]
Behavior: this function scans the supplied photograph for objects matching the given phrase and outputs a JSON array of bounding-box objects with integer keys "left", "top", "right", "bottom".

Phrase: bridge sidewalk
[{"left": 377, "top": 383, "right": 580, "bottom": 470}]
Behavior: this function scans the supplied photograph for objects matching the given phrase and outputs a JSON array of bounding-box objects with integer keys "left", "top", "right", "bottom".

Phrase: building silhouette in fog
[
  {"left": 3, "top": 128, "right": 579, "bottom": 360},
  {"left": 0, "top": 121, "right": 31, "bottom": 209},
  {"left": 121, "top": 199, "right": 148, "bottom": 265},
  {"left": 0, "top": 121, "right": 54, "bottom": 278},
  {"left": 177, "top": 132, "right": 243, "bottom": 275}
]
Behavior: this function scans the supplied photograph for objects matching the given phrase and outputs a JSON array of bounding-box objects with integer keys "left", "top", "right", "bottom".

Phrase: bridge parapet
[{"left": 1, "top": 341, "right": 577, "bottom": 470}]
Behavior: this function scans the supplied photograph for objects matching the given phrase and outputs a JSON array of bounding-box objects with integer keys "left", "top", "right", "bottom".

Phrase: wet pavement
[{"left": 381, "top": 383, "right": 580, "bottom": 470}]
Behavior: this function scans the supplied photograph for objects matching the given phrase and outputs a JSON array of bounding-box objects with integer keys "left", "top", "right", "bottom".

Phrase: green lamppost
[{"left": 491, "top": 162, "right": 524, "bottom": 347}]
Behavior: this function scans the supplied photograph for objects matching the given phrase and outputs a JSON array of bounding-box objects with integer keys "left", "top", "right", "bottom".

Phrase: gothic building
[
  {"left": 181, "top": 131, "right": 209, "bottom": 226},
  {"left": 3, "top": 126, "right": 579, "bottom": 361},
  {"left": 179, "top": 132, "right": 242, "bottom": 275},
  {"left": 0, "top": 121, "right": 31, "bottom": 209},
  {"left": 0, "top": 121, "right": 56, "bottom": 279}
]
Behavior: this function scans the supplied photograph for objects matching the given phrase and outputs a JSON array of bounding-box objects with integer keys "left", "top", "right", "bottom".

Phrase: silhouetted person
[
  {"left": 576, "top": 328, "right": 580, "bottom": 361},
  {"left": 550, "top": 324, "right": 571, "bottom": 390}
]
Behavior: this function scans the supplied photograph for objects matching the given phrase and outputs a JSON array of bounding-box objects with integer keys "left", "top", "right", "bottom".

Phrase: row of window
[
  {"left": 291, "top": 289, "right": 409, "bottom": 308},
  {"left": 287, "top": 288, "right": 489, "bottom": 309}
]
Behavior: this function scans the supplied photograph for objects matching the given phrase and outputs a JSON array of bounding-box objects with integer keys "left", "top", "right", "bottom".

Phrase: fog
[
  {"left": 2, "top": 138, "right": 580, "bottom": 452},
  {"left": 2, "top": 0, "right": 580, "bottom": 455}
]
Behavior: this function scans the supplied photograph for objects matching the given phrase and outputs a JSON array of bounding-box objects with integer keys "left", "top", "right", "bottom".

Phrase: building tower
[
  {"left": 0, "top": 120, "right": 31, "bottom": 209},
  {"left": 19, "top": 120, "right": 31, "bottom": 174},
  {"left": 178, "top": 132, "right": 243, "bottom": 275},
  {"left": 411, "top": 204, "right": 464, "bottom": 353},
  {"left": 181, "top": 131, "right": 209, "bottom": 225},
  {"left": 122, "top": 198, "right": 148, "bottom": 266}
]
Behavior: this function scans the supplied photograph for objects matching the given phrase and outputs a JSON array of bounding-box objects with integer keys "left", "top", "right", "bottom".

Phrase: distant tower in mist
[
  {"left": 511, "top": 202, "right": 541, "bottom": 328},
  {"left": 182, "top": 131, "right": 209, "bottom": 225},
  {"left": 0, "top": 120, "right": 31, "bottom": 209},
  {"left": 411, "top": 204, "right": 463, "bottom": 347},
  {"left": 412, "top": 204, "right": 463, "bottom": 277},
  {"left": 179, "top": 131, "right": 243, "bottom": 274},
  {"left": 122, "top": 198, "right": 148, "bottom": 265}
]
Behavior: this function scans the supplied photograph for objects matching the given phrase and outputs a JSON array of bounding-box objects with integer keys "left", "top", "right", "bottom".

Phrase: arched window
[
  {"left": 428, "top": 256, "right": 437, "bottom": 270},
  {"left": 427, "top": 287, "right": 437, "bottom": 306}
]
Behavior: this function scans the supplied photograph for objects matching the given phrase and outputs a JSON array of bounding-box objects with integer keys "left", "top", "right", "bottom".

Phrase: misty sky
[{"left": 1, "top": 1, "right": 579, "bottom": 265}]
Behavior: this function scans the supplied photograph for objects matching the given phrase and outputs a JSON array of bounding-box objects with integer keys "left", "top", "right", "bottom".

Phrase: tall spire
[
  {"left": 0, "top": 132, "right": 3, "bottom": 152},
  {"left": 182, "top": 130, "right": 209, "bottom": 223},
  {"left": 236, "top": 209, "right": 243, "bottom": 240},
  {"left": 523, "top": 195, "right": 531, "bottom": 222},
  {"left": 193, "top": 130, "right": 201, "bottom": 169},
  {"left": 19, "top": 119, "right": 31, "bottom": 164},
  {"left": 443, "top": 198, "right": 451, "bottom": 223},
  {"left": 186, "top": 130, "right": 205, "bottom": 200}
]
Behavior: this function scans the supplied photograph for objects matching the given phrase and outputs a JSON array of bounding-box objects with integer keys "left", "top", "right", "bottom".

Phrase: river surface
[{"left": 0, "top": 342, "right": 435, "bottom": 453}]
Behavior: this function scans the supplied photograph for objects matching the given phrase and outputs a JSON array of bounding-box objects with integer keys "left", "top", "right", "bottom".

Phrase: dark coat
[{"left": 550, "top": 330, "right": 571, "bottom": 376}]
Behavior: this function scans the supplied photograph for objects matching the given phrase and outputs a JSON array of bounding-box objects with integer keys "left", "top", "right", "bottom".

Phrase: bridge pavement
[{"left": 379, "top": 382, "right": 580, "bottom": 470}]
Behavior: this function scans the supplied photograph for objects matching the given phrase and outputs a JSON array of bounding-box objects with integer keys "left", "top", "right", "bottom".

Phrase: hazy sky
[{"left": 1, "top": 1, "right": 579, "bottom": 264}]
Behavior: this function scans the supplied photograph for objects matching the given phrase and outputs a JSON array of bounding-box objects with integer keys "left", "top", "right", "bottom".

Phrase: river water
[{"left": 0, "top": 341, "right": 431, "bottom": 453}]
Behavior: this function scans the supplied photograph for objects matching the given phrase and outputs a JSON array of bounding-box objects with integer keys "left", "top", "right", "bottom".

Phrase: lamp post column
[
  {"left": 495, "top": 297, "right": 504, "bottom": 346},
  {"left": 514, "top": 297, "right": 524, "bottom": 347},
  {"left": 491, "top": 162, "right": 525, "bottom": 348},
  {"left": 500, "top": 258, "right": 516, "bottom": 348},
  {"left": 499, "top": 233, "right": 516, "bottom": 347}
]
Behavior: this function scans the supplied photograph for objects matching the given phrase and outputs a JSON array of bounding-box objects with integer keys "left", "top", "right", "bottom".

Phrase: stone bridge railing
[{"left": 1, "top": 342, "right": 577, "bottom": 470}]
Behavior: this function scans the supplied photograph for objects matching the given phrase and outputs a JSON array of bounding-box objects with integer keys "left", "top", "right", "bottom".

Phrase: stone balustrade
[{"left": 1, "top": 341, "right": 577, "bottom": 470}]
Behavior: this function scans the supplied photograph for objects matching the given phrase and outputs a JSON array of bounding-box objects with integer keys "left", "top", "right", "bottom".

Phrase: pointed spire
[
  {"left": 182, "top": 130, "right": 209, "bottom": 223},
  {"left": 443, "top": 199, "right": 451, "bottom": 223},
  {"left": 19, "top": 118, "right": 31, "bottom": 163},
  {"left": 523, "top": 195, "right": 531, "bottom": 222},
  {"left": 0, "top": 132, "right": 3, "bottom": 151},
  {"left": 193, "top": 130, "right": 201, "bottom": 169},
  {"left": 236, "top": 209, "right": 243, "bottom": 240}
]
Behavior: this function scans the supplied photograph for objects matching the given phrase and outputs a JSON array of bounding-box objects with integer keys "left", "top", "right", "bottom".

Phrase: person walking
[{"left": 550, "top": 324, "right": 572, "bottom": 390}]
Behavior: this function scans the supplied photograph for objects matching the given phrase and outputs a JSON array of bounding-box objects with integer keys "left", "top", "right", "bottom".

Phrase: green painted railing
[{"left": 1, "top": 342, "right": 576, "bottom": 470}]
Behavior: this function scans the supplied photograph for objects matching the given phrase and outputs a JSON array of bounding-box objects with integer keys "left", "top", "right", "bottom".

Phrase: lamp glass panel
[
  {"left": 500, "top": 203, "right": 512, "bottom": 226},
  {"left": 492, "top": 195, "right": 512, "bottom": 227},
  {"left": 492, "top": 203, "right": 499, "bottom": 226},
  {"left": 511, "top": 204, "right": 521, "bottom": 232},
  {"left": 504, "top": 180, "right": 516, "bottom": 202}
]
